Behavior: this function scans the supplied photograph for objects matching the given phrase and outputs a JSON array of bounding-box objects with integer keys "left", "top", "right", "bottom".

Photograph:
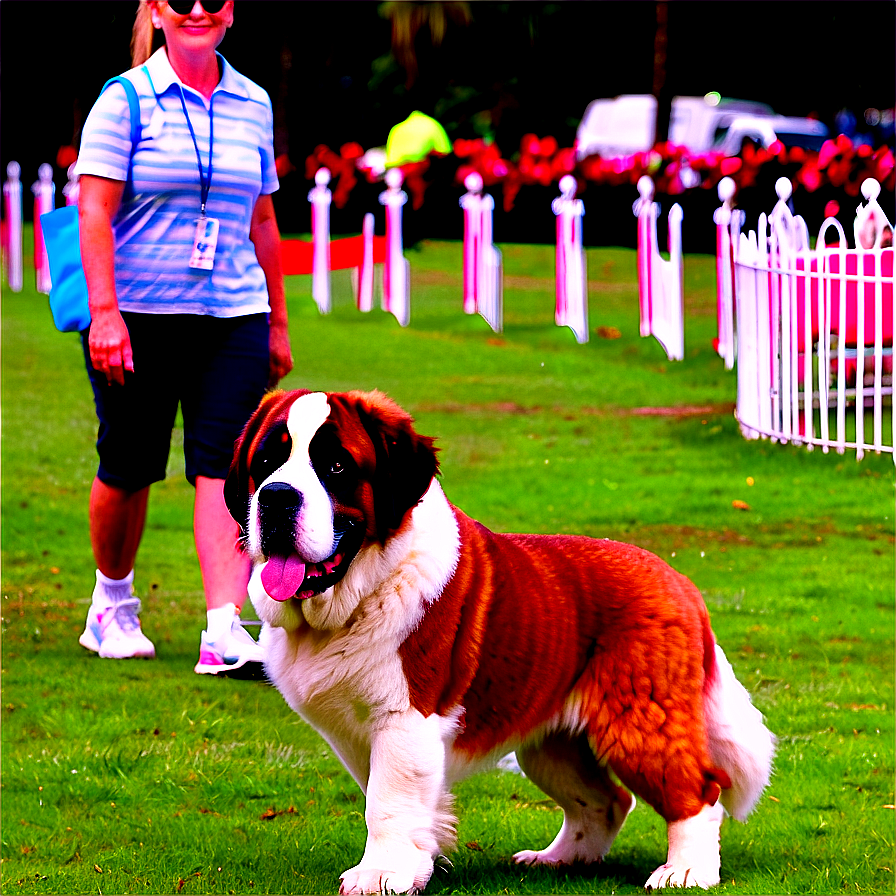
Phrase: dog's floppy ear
[
  {"left": 349, "top": 390, "right": 439, "bottom": 541},
  {"left": 224, "top": 389, "right": 308, "bottom": 542}
]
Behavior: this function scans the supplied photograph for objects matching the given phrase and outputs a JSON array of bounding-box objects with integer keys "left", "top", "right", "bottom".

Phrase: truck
[
  {"left": 711, "top": 115, "right": 829, "bottom": 155},
  {"left": 574, "top": 94, "right": 775, "bottom": 159}
]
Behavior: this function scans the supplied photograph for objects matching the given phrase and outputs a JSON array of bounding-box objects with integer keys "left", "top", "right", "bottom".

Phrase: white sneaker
[
  {"left": 79, "top": 596, "right": 156, "bottom": 659},
  {"left": 194, "top": 616, "right": 265, "bottom": 675}
]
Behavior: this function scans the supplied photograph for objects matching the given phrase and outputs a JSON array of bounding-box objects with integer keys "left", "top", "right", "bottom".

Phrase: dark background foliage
[{"left": 1, "top": 1, "right": 893, "bottom": 245}]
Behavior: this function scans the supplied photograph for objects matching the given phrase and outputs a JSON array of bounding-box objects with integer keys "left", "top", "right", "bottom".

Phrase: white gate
[{"left": 732, "top": 177, "right": 894, "bottom": 461}]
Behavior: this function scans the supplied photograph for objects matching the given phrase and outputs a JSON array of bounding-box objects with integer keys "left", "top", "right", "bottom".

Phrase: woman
[{"left": 75, "top": 0, "right": 293, "bottom": 673}]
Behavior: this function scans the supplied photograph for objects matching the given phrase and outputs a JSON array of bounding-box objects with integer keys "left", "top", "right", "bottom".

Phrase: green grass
[{"left": 2, "top": 236, "right": 894, "bottom": 895}]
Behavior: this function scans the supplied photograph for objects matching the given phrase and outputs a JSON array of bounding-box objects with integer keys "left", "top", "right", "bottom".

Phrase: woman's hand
[
  {"left": 79, "top": 175, "right": 132, "bottom": 385},
  {"left": 268, "top": 318, "right": 294, "bottom": 386},
  {"left": 250, "top": 194, "right": 293, "bottom": 386},
  {"left": 88, "top": 306, "right": 134, "bottom": 386}
]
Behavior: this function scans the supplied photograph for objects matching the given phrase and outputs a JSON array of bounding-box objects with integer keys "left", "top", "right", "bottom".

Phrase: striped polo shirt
[{"left": 75, "top": 47, "right": 279, "bottom": 317}]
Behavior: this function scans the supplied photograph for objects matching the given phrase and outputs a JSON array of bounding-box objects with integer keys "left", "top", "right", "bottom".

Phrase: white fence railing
[{"left": 731, "top": 177, "right": 894, "bottom": 461}]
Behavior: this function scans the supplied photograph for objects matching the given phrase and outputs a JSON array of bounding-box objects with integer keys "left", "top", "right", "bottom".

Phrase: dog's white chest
[
  {"left": 262, "top": 620, "right": 420, "bottom": 791},
  {"left": 262, "top": 621, "right": 411, "bottom": 723}
]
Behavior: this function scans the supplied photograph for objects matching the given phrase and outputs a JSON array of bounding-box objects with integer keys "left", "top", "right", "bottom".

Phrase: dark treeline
[{"left": 1, "top": 1, "right": 893, "bottom": 242}]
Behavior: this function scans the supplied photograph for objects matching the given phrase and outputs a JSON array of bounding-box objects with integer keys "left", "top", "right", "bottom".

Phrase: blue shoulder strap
[
  {"left": 96, "top": 66, "right": 151, "bottom": 193},
  {"left": 99, "top": 65, "right": 150, "bottom": 156},
  {"left": 100, "top": 75, "right": 141, "bottom": 151}
]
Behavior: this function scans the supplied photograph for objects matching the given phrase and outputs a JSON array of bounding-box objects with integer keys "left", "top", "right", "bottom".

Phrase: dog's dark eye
[
  {"left": 251, "top": 423, "right": 291, "bottom": 485},
  {"left": 320, "top": 450, "right": 352, "bottom": 482},
  {"left": 310, "top": 432, "right": 357, "bottom": 496}
]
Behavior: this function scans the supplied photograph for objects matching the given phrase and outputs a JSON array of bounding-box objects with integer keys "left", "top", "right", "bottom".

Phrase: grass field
[{"left": 2, "top": 237, "right": 894, "bottom": 895}]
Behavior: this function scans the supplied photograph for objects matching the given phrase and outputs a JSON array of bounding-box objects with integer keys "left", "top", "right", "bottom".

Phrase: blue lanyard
[{"left": 178, "top": 89, "right": 214, "bottom": 216}]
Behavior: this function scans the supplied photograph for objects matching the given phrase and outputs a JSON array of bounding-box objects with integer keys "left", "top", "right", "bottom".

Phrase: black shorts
[{"left": 83, "top": 312, "right": 270, "bottom": 491}]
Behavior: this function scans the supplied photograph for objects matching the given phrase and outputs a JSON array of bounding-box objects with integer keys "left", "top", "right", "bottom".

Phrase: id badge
[{"left": 189, "top": 216, "right": 219, "bottom": 270}]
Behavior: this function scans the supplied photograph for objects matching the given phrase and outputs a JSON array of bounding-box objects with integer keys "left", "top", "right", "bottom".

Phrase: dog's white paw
[
  {"left": 339, "top": 868, "right": 415, "bottom": 895},
  {"left": 513, "top": 847, "right": 567, "bottom": 867},
  {"left": 644, "top": 862, "right": 720, "bottom": 890},
  {"left": 339, "top": 857, "right": 432, "bottom": 895}
]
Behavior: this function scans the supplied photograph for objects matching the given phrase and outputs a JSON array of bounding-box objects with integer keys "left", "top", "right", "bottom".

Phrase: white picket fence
[
  {"left": 634, "top": 175, "right": 684, "bottom": 361},
  {"left": 5, "top": 161, "right": 597, "bottom": 344},
  {"left": 730, "top": 177, "right": 894, "bottom": 461}
]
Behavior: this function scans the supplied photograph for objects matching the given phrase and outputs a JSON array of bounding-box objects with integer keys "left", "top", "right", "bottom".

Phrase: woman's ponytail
[{"left": 130, "top": 1, "right": 159, "bottom": 67}]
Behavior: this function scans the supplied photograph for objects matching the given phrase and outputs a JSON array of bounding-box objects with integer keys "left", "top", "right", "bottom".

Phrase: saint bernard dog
[{"left": 225, "top": 388, "right": 775, "bottom": 895}]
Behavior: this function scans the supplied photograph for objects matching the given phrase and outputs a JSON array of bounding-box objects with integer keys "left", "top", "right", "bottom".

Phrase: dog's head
[{"left": 225, "top": 389, "right": 439, "bottom": 628}]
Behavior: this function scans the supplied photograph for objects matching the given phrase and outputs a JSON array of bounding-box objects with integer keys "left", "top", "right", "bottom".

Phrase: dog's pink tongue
[{"left": 261, "top": 554, "right": 306, "bottom": 602}]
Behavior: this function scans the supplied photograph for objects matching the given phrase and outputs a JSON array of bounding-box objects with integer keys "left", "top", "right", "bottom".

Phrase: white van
[
  {"left": 575, "top": 94, "right": 774, "bottom": 159},
  {"left": 711, "top": 115, "right": 829, "bottom": 155}
]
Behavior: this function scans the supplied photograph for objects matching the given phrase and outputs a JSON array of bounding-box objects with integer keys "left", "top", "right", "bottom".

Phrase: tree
[
  {"left": 379, "top": 1, "right": 472, "bottom": 88},
  {"left": 652, "top": 1, "right": 672, "bottom": 146}
]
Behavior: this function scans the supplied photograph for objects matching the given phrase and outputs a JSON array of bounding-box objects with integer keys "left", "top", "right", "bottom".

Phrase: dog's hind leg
[
  {"left": 512, "top": 731, "right": 635, "bottom": 867},
  {"left": 705, "top": 643, "right": 776, "bottom": 822},
  {"left": 644, "top": 800, "right": 724, "bottom": 890},
  {"left": 641, "top": 644, "right": 775, "bottom": 890}
]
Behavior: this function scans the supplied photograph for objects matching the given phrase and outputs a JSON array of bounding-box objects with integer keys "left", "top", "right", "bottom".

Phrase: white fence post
[
  {"left": 478, "top": 185, "right": 503, "bottom": 334},
  {"left": 379, "top": 168, "right": 410, "bottom": 328},
  {"left": 713, "top": 176, "right": 743, "bottom": 370},
  {"left": 732, "top": 177, "right": 894, "bottom": 463},
  {"left": 32, "top": 163, "right": 54, "bottom": 295},
  {"left": 852, "top": 178, "right": 893, "bottom": 455},
  {"left": 308, "top": 167, "right": 332, "bottom": 314},
  {"left": 355, "top": 212, "right": 376, "bottom": 312},
  {"left": 634, "top": 175, "right": 684, "bottom": 361},
  {"left": 460, "top": 172, "right": 503, "bottom": 334},
  {"left": 460, "top": 173, "right": 482, "bottom": 316},
  {"left": 63, "top": 163, "right": 80, "bottom": 207},
  {"left": 3, "top": 161, "right": 23, "bottom": 293},
  {"left": 552, "top": 174, "right": 588, "bottom": 344}
]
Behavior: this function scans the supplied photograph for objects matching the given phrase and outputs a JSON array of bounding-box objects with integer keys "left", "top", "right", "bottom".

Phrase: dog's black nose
[
  {"left": 257, "top": 482, "right": 303, "bottom": 556},
  {"left": 258, "top": 481, "right": 303, "bottom": 514}
]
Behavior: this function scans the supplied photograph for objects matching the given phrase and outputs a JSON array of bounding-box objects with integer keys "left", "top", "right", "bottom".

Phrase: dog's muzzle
[
  {"left": 257, "top": 481, "right": 303, "bottom": 559},
  {"left": 255, "top": 481, "right": 362, "bottom": 603}
]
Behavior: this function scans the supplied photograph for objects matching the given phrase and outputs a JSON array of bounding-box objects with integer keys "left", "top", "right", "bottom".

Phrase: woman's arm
[
  {"left": 249, "top": 193, "right": 293, "bottom": 385},
  {"left": 79, "top": 174, "right": 131, "bottom": 385}
]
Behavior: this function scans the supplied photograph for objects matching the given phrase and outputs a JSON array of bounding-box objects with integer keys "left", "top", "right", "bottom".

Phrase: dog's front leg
[{"left": 339, "top": 710, "right": 453, "bottom": 895}]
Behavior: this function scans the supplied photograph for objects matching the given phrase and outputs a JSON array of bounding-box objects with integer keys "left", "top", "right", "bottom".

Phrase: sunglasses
[{"left": 167, "top": 1, "right": 226, "bottom": 14}]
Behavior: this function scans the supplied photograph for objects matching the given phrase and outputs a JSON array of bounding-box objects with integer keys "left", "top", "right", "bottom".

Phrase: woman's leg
[
  {"left": 89, "top": 477, "right": 149, "bottom": 578},
  {"left": 192, "top": 475, "right": 263, "bottom": 674},
  {"left": 81, "top": 476, "right": 155, "bottom": 659},
  {"left": 80, "top": 313, "right": 177, "bottom": 659},
  {"left": 184, "top": 314, "right": 269, "bottom": 673},
  {"left": 194, "top": 475, "right": 251, "bottom": 611}
]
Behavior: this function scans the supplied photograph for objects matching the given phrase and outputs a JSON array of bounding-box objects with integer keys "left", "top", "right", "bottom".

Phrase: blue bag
[
  {"left": 42, "top": 204, "right": 90, "bottom": 331},
  {"left": 41, "top": 73, "right": 143, "bottom": 332}
]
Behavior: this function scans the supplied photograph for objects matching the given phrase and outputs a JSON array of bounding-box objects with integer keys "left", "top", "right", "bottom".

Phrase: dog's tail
[{"left": 704, "top": 640, "right": 776, "bottom": 821}]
